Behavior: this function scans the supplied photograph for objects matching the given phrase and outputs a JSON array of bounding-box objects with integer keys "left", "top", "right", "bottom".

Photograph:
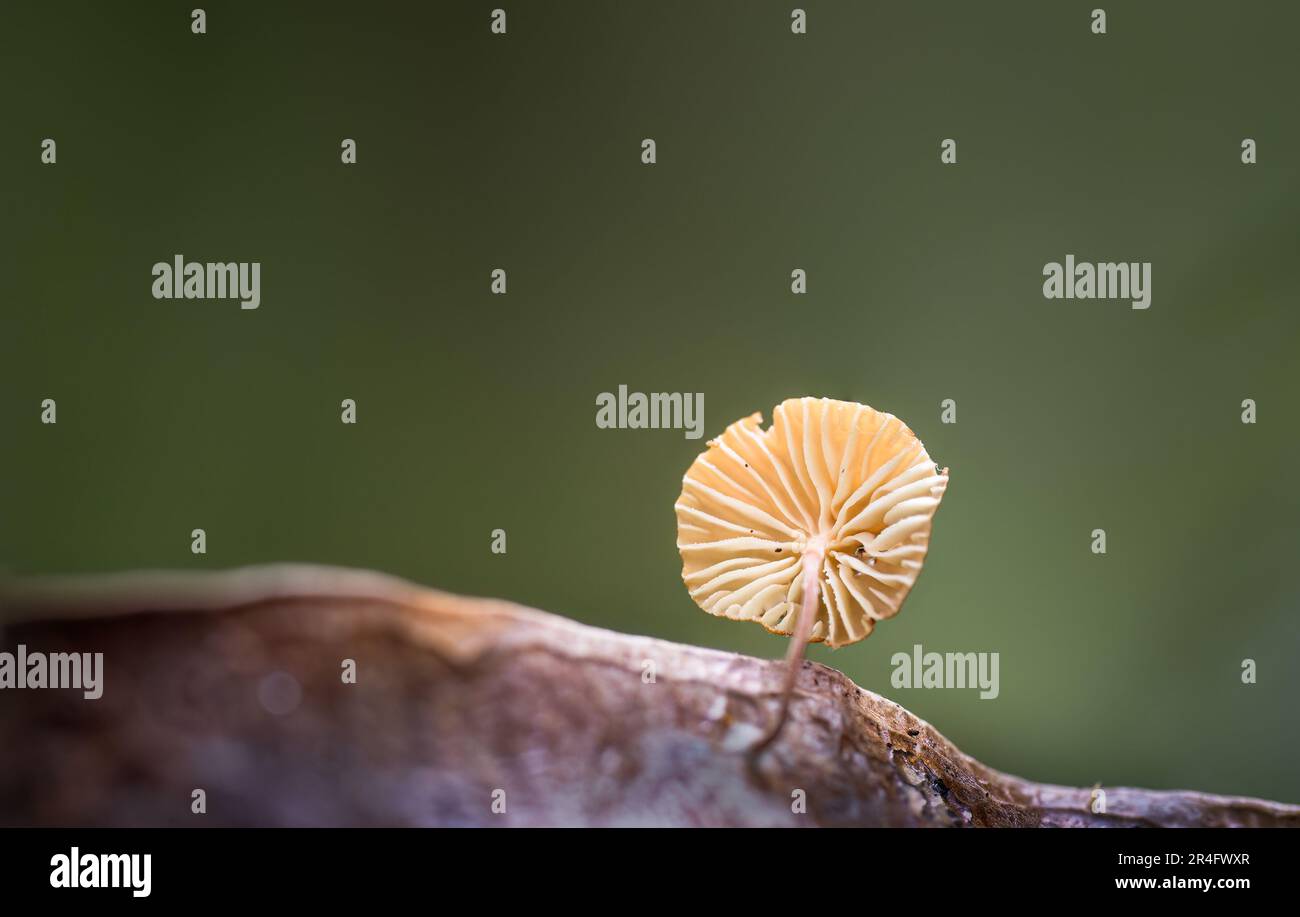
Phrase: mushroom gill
[{"left": 676, "top": 397, "right": 949, "bottom": 649}]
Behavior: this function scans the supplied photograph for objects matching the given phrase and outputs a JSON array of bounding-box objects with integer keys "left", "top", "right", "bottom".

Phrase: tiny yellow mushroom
[{"left": 675, "top": 397, "right": 949, "bottom": 750}]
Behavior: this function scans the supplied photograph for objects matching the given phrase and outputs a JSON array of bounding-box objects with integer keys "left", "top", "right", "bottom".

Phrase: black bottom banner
[{"left": 0, "top": 826, "right": 1287, "bottom": 903}]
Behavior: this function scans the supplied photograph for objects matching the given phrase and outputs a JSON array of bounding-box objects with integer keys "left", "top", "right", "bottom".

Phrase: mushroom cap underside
[{"left": 675, "top": 397, "right": 948, "bottom": 648}]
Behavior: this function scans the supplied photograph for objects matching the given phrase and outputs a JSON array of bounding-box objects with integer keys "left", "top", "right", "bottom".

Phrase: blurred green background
[{"left": 2, "top": 1, "right": 1297, "bottom": 803}]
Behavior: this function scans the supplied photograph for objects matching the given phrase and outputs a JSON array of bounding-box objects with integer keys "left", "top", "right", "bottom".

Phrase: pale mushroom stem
[{"left": 751, "top": 538, "right": 825, "bottom": 756}]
